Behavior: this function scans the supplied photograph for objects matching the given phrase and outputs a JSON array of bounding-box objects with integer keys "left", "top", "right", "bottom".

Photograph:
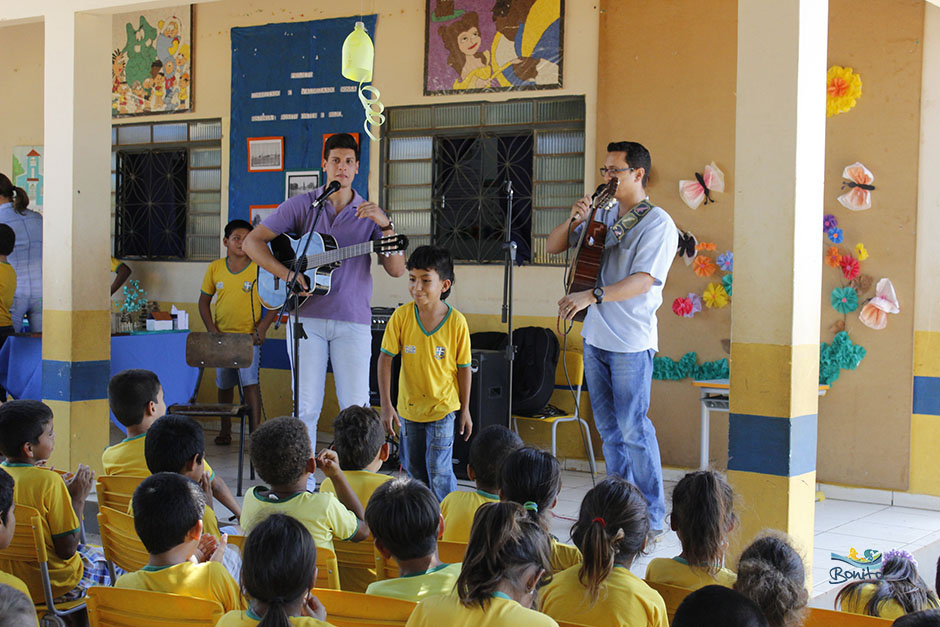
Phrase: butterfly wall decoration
[
  {"left": 676, "top": 229, "right": 698, "bottom": 266},
  {"left": 679, "top": 162, "right": 725, "bottom": 210},
  {"left": 837, "top": 162, "right": 875, "bottom": 211}
]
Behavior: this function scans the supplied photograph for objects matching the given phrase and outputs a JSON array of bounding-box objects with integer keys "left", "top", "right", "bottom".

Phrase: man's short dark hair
[
  {"left": 144, "top": 415, "right": 204, "bottom": 474},
  {"left": 895, "top": 609, "right": 940, "bottom": 626},
  {"left": 250, "top": 416, "right": 311, "bottom": 487},
  {"left": 607, "top": 141, "right": 652, "bottom": 187},
  {"left": 469, "top": 425, "right": 522, "bottom": 492},
  {"left": 109, "top": 369, "right": 162, "bottom": 428},
  {"left": 365, "top": 477, "right": 440, "bottom": 561},
  {"left": 0, "top": 224, "right": 15, "bottom": 256},
  {"left": 332, "top": 406, "right": 385, "bottom": 471},
  {"left": 224, "top": 219, "right": 253, "bottom": 239},
  {"left": 0, "top": 468, "right": 13, "bottom": 526},
  {"left": 673, "top": 585, "right": 768, "bottom": 627},
  {"left": 0, "top": 400, "right": 53, "bottom": 458},
  {"left": 132, "top": 472, "right": 206, "bottom": 555},
  {"left": 323, "top": 133, "right": 360, "bottom": 162},
  {"left": 406, "top": 245, "right": 455, "bottom": 300}
]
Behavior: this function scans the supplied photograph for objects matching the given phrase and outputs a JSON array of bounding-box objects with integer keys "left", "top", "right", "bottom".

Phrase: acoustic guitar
[{"left": 564, "top": 178, "right": 620, "bottom": 322}]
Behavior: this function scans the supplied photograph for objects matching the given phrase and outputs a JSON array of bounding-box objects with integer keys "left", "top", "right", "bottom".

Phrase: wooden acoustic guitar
[{"left": 564, "top": 178, "right": 620, "bottom": 322}]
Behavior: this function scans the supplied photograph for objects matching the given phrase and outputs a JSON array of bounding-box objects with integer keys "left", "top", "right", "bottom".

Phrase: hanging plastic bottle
[{"left": 342, "top": 21, "right": 385, "bottom": 141}]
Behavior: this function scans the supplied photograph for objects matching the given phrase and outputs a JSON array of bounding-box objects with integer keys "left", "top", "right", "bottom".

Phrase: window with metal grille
[
  {"left": 381, "top": 96, "right": 585, "bottom": 265},
  {"left": 111, "top": 119, "right": 222, "bottom": 261}
]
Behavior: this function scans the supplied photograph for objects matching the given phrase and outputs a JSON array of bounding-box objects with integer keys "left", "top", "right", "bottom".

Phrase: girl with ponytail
[
  {"left": 836, "top": 548, "right": 939, "bottom": 620},
  {"left": 733, "top": 532, "right": 808, "bottom": 627},
  {"left": 0, "top": 172, "right": 42, "bottom": 332},
  {"left": 540, "top": 477, "right": 668, "bottom": 626},
  {"left": 216, "top": 513, "right": 332, "bottom": 627}
]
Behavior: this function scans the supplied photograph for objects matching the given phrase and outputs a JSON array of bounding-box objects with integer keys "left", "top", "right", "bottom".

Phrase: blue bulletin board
[{"left": 229, "top": 15, "right": 377, "bottom": 221}]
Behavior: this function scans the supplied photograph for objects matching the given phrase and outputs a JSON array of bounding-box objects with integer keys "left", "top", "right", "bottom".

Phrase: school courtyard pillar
[{"left": 728, "top": 0, "right": 828, "bottom": 573}]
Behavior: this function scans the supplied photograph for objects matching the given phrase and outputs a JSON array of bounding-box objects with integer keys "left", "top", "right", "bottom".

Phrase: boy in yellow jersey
[
  {"left": 116, "top": 472, "right": 244, "bottom": 622},
  {"left": 0, "top": 225, "right": 16, "bottom": 401},
  {"left": 320, "top": 405, "right": 392, "bottom": 592},
  {"left": 0, "top": 468, "right": 34, "bottom": 613},
  {"left": 109, "top": 256, "right": 132, "bottom": 295},
  {"left": 199, "top": 219, "right": 276, "bottom": 444},
  {"left": 379, "top": 245, "right": 472, "bottom": 502},
  {"left": 440, "top": 425, "right": 522, "bottom": 543}
]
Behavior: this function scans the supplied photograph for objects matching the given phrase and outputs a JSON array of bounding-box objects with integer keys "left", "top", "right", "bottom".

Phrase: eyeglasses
[{"left": 599, "top": 166, "right": 636, "bottom": 177}]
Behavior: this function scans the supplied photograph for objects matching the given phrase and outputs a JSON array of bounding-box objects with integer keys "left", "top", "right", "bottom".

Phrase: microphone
[
  {"left": 313, "top": 179, "right": 341, "bottom": 206},
  {"left": 571, "top": 184, "right": 607, "bottom": 223}
]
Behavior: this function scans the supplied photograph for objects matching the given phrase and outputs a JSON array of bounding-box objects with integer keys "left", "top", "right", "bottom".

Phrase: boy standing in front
[{"left": 378, "top": 245, "right": 472, "bottom": 502}]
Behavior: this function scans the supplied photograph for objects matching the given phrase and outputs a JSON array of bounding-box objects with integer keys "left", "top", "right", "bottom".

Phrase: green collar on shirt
[
  {"left": 475, "top": 489, "right": 499, "bottom": 500},
  {"left": 141, "top": 564, "right": 175, "bottom": 572},
  {"left": 224, "top": 257, "right": 254, "bottom": 275},
  {"left": 121, "top": 433, "right": 147, "bottom": 443},
  {"left": 247, "top": 606, "right": 306, "bottom": 621},
  {"left": 0, "top": 462, "right": 34, "bottom": 467},
  {"left": 401, "top": 563, "right": 452, "bottom": 578},
  {"left": 413, "top": 302, "right": 453, "bottom": 336},
  {"left": 491, "top": 591, "right": 514, "bottom": 601},
  {"left": 672, "top": 556, "right": 690, "bottom": 565},
  {"left": 252, "top": 486, "right": 305, "bottom": 503}
]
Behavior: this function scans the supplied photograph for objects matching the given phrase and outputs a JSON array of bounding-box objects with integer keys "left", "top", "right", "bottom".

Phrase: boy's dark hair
[
  {"left": 132, "top": 472, "right": 206, "bottom": 555},
  {"left": 607, "top": 141, "right": 652, "bottom": 187},
  {"left": 469, "top": 425, "right": 522, "bottom": 492},
  {"left": 0, "top": 223, "right": 15, "bottom": 256},
  {"left": 0, "top": 582, "right": 37, "bottom": 626},
  {"left": 406, "top": 245, "right": 455, "bottom": 300},
  {"left": 499, "top": 446, "right": 561, "bottom": 531},
  {"left": 323, "top": 132, "right": 360, "bottom": 161},
  {"left": 894, "top": 609, "right": 940, "bottom": 626},
  {"left": 144, "top": 414, "right": 205, "bottom": 474},
  {"left": 224, "top": 219, "right": 253, "bottom": 239},
  {"left": 836, "top": 550, "right": 939, "bottom": 618},
  {"left": 332, "top": 406, "right": 385, "bottom": 471},
  {"left": 0, "top": 400, "right": 53, "bottom": 458},
  {"left": 673, "top": 585, "right": 769, "bottom": 627},
  {"left": 365, "top": 477, "right": 439, "bottom": 561},
  {"left": 250, "top": 416, "right": 311, "bottom": 487},
  {"left": 0, "top": 468, "right": 13, "bottom": 526},
  {"left": 671, "top": 470, "right": 737, "bottom": 576},
  {"left": 734, "top": 532, "right": 807, "bottom": 627},
  {"left": 108, "top": 369, "right": 162, "bottom": 428}
]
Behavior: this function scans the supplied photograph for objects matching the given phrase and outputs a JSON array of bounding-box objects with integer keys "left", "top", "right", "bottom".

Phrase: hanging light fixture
[{"left": 342, "top": 21, "right": 384, "bottom": 141}]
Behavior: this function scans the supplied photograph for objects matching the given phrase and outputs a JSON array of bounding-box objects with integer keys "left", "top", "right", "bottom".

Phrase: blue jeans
[
  {"left": 582, "top": 342, "right": 665, "bottom": 529},
  {"left": 399, "top": 412, "right": 458, "bottom": 502}
]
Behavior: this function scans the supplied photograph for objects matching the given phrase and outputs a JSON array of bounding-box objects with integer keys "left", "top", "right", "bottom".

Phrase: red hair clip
[{"left": 592, "top": 517, "right": 606, "bottom": 527}]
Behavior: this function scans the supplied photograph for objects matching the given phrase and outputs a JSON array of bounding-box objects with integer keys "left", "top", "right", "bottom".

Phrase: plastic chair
[
  {"left": 374, "top": 540, "right": 467, "bottom": 581},
  {"left": 85, "top": 586, "right": 223, "bottom": 626},
  {"left": 166, "top": 332, "right": 254, "bottom": 496},
  {"left": 645, "top": 580, "right": 694, "bottom": 624},
  {"left": 0, "top": 503, "right": 86, "bottom": 626},
  {"left": 334, "top": 537, "right": 380, "bottom": 591},
  {"left": 513, "top": 348, "right": 597, "bottom": 473},
  {"left": 228, "top": 535, "right": 338, "bottom": 589},
  {"left": 96, "top": 476, "right": 145, "bottom": 513},
  {"left": 313, "top": 589, "right": 416, "bottom": 627},
  {"left": 803, "top": 607, "right": 894, "bottom": 626},
  {"left": 97, "top": 506, "right": 148, "bottom": 582}
]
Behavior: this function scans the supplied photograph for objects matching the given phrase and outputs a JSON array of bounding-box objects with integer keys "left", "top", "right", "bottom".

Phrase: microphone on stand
[{"left": 313, "top": 179, "right": 342, "bottom": 206}]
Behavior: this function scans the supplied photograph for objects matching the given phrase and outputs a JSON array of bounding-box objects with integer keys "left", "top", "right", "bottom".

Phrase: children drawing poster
[
  {"left": 424, "top": 0, "right": 564, "bottom": 95},
  {"left": 112, "top": 6, "right": 192, "bottom": 117},
  {"left": 11, "top": 146, "right": 43, "bottom": 214}
]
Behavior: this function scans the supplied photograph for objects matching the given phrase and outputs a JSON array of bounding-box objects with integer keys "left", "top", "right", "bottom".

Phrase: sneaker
[{"left": 647, "top": 528, "right": 666, "bottom": 545}]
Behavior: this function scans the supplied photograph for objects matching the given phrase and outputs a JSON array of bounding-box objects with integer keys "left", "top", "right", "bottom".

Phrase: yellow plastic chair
[
  {"left": 314, "top": 589, "right": 416, "bottom": 627},
  {"left": 374, "top": 540, "right": 467, "bottom": 581},
  {"left": 0, "top": 503, "right": 86, "bottom": 626},
  {"left": 645, "top": 580, "right": 694, "bottom": 624},
  {"left": 85, "top": 586, "right": 223, "bottom": 626},
  {"left": 96, "top": 476, "right": 145, "bottom": 513},
  {"left": 229, "top": 535, "right": 339, "bottom": 589},
  {"left": 97, "top": 506, "right": 149, "bottom": 581},
  {"left": 803, "top": 607, "right": 894, "bottom": 626},
  {"left": 334, "top": 537, "right": 379, "bottom": 592}
]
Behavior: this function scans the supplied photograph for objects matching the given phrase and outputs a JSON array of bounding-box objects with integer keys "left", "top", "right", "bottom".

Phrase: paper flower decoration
[
  {"left": 677, "top": 230, "right": 698, "bottom": 266},
  {"left": 840, "top": 254, "right": 860, "bottom": 280},
  {"left": 827, "top": 65, "right": 862, "bottom": 117},
  {"left": 693, "top": 255, "right": 717, "bottom": 277},
  {"left": 717, "top": 251, "right": 733, "bottom": 272},
  {"left": 673, "top": 297, "right": 693, "bottom": 317},
  {"left": 859, "top": 278, "right": 900, "bottom": 330},
  {"left": 824, "top": 214, "right": 838, "bottom": 232},
  {"left": 825, "top": 246, "right": 842, "bottom": 268},
  {"left": 838, "top": 162, "right": 875, "bottom": 211},
  {"left": 679, "top": 162, "right": 725, "bottom": 210},
  {"left": 851, "top": 274, "right": 873, "bottom": 294},
  {"left": 827, "top": 227, "right": 844, "bottom": 244},
  {"left": 687, "top": 292, "right": 703, "bottom": 315},
  {"left": 855, "top": 243, "right": 869, "bottom": 261},
  {"left": 831, "top": 286, "right": 858, "bottom": 314},
  {"left": 703, "top": 283, "right": 729, "bottom": 308},
  {"left": 819, "top": 331, "right": 866, "bottom": 385},
  {"left": 695, "top": 242, "right": 716, "bottom": 252},
  {"left": 722, "top": 273, "right": 733, "bottom": 296}
]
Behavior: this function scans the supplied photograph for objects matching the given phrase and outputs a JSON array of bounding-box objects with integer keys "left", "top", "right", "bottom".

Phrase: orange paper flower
[
  {"left": 695, "top": 242, "right": 716, "bottom": 251},
  {"left": 693, "top": 255, "right": 717, "bottom": 278},
  {"left": 827, "top": 65, "right": 862, "bottom": 117},
  {"left": 825, "top": 246, "right": 842, "bottom": 268}
]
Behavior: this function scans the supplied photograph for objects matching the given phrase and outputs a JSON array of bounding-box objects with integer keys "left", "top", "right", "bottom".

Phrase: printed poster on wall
[
  {"left": 11, "top": 146, "right": 43, "bottom": 214},
  {"left": 229, "top": 16, "right": 377, "bottom": 223},
  {"left": 424, "top": 0, "right": 564, "bottom": 95},
  {"left": 112, "top": 5, "right": 193, "bottom": 116}
]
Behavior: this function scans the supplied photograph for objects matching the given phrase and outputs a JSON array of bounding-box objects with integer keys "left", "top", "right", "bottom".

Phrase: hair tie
[
  {"left": 523, "top": 501, "right": 539, "bottom": 513},
  {"left": 884, "top": 549, "right": 917, "bottom": 568},
  {"left": 592, "top": 517, "right": 606, "bottom": 527}
]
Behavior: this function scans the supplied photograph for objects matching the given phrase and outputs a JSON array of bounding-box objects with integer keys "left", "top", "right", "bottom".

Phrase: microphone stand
[{"left": 500, "top": 178, "right": 516, "bottom": 427}]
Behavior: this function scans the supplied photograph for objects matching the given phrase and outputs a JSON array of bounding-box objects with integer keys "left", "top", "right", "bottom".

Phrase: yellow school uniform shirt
[
  {"left": 406, "top": 591, "right": 558, "bottom": 627},
  {"left": 0, "top": 463, "right": 82, "bottom": 602},
  {"left": 0, "top": 262, "right": 16, "bottom": 327},
  {"left": 440, "top": 490, "right": 498, "bottom": 543},
  {"left": 321, "top": 470, "right": 392, "bottom": 592},
  {"left": 200, "top": 257, "right": 262, "bottom": 334},
  {"left": 115, "top": 561, "right": 246, "bottom": 614},
  {"left": 540, "top": 564, "right": 668, "bottom": 627},
  {"left": 645, "top": 556, "right": 736, "bottom": 589},
  {"left": 240, "top": 487, "right": 359, "bottom": 552},
  {"left": 550, "top": 539, "right": 582, "bottom": 574},
  {"left": 110, "top": 256, "right": 123, "bottom": 273},
  {"left": 380, "top": 303, "right": 471, "bottom": 422},
  {"left": 217, "top": 609, "right": 334, "bottom": 626},
  {"left": 100, "top": 433, "right": 216, "bottom": 481},
  {"left": 366, "top": 562, "right": 462, "bottom": 602},
  {"left": 840, "top": 584, "right": 924, "bottom": 620}
]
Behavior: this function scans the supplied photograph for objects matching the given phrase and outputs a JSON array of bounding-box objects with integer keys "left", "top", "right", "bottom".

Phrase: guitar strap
[{"left": 608, "top": 199, "right": 655, "bottom": 243}]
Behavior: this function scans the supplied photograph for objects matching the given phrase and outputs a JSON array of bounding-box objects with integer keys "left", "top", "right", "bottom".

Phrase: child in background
[
  {"left": 0, "top": 583, "right": 37, "bottom": 627},
  {"left": 0, "top": 224, "right": 15, "bottom": 401},
  {"left": 406, "top": 501, "right": 557, "bottom": 626},
  {"left": 540, "top": 477, "right": 667, "bottom": 627},
  {"left": 646, "top": 470, "right": 737, "bottom": 589},
  {"left": 365, "top": 477, "right": 461, "bottom": 601},
  {"left": 199, "top": 218, "right": 277, "bottom": 443},
  {"left": 320, "top": 405, "right": 392, "bottom": 592},
  {"left": 216, "top": 514, "right": 331, "bottom": 627},
  {"left": 500, "top": 446, "right": 581, "bottom": 573},
  {"left": 837, "top": 549, "right": 939, "bottom": 620},
  {"left": 379, "top": 245, "right": 472, "bottom": 502},
  {"left": 893, "top": 609, "right": 940, "bottom": 626},
  {"left": 241, "top": 416, "right": 369, "bottom": 551},
  {"left": 110, "top": 256, "right": 132, "bottom": 296},
  {"left": 440, "top": 425, "right": 522, "bottom": 543},
  {"left": 733, "top": 532, "right": 808, "bottom": 627},
  {"left": 0, "top": 467, "right": 32, "bottom": 604},
  {"left": 672, "top": 585, "right": 768, "bottom": 627}
]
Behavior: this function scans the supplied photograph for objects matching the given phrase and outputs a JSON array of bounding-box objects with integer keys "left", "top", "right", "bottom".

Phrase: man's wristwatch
[
  {"left": 592, "top": 287, "right": 605, "bottom": 304},
  {"left": 381, "top": 219, "right": 395, "bottom": 232}
]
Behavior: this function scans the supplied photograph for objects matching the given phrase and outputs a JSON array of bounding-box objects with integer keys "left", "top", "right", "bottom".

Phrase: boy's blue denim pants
[{"left": 399, "top": 412, "right": 458, "bottom": 501}]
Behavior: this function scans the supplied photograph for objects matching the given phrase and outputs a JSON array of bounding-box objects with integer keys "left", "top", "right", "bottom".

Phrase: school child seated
[
  {"left": 405, "top": 501, "right": 557, "bottom": 626},
  {"left": 102, "top": 369, "right": 242, "bottom": 519},
  {"left": 894, "top": 609, "right": 940, "bottom": 626},
  {"left": 0, "top": 582, "right": 37, "bottom": 627},
  {"left": 0, "top": 468, "right": 32, "bottom": 603},
  {"left": 836, "top": 548, "right": 939, "bottom": 620},
  {"left": 319, "top": 405, "right": 391, "bottom": 592},
  {"left": 440, "top": 425, "right": 522, "bottom": 543},
  {"left": 540, "top": 477, "right": 667, "bottom": 627},
  {"left": 646, "top": 469, "right": 737, "bottom": 589},
  {"left": 241, "top": 416, "right": 369, "bottom": 551},
  {"left": 216, "top": 513, "right": 332, "bottom": 627},
  {"left": 672, "top": 585, "right": 768, "bottom": 627},
  {"left": 499, "top": 446, "right": 581, "bottom": 573},
  {"left": 733, "top": 532, "right": 808, "bottom": 627},
  {"left": 364, "top": 477, "right": 461, "bottom": 601},
  {"left": 0, "top": 400, "right": 113, "bottom": 602},
  {"left": 115, "top": 472, "right": 245, "bottom": 615}
]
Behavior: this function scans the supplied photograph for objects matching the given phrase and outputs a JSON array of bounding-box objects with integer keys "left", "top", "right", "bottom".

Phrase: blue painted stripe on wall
[
  {"left": 41, "top": 359, "right": 110, "bottom": 402},
  {"left": 728, "top": 413, "right": 817, "bottom": 477},
  {"left": 913, "top": 376, "right": 940, "bottom": 416}
]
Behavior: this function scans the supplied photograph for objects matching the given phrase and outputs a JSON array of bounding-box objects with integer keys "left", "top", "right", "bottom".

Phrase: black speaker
[
  {"left": 452, "top": 349, "right": 510, "bottom": 480},
  {"left": 369, "top": 309, "right": 399, "bottom": 407}
]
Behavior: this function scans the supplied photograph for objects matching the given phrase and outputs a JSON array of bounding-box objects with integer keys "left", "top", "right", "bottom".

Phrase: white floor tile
[
  {"left": 859, "top": 507, "right": 940, "bottom": 531},
  {"left": 828, "top": 521, "right": 934, "bottom": 545}
]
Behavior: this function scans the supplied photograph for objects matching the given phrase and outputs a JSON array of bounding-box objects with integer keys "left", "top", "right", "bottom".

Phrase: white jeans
[{"left": 10, "top": 294, "right": 42, "bottom": 332}]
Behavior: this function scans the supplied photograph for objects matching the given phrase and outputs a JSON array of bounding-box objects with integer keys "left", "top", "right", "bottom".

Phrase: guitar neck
[{"left": 303, "top": 240, "right": 375, "bottom": 267}]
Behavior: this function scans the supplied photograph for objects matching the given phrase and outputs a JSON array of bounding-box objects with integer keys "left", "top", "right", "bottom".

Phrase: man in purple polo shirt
[{"left": 244, "top": 134, "right": 405, "bottom": 488}]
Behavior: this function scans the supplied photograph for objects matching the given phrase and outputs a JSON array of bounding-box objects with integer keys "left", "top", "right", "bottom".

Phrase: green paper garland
[
  {"left": 819, "top": 330, "right": 866, "bottom": 385},
  {"left": 653, "top": 352, "right": 729, "bottom": 381}
]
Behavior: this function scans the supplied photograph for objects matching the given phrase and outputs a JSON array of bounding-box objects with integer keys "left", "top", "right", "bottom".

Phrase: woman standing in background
[{"left": 0, "top": 173, "right": 42, "bottom": 332}]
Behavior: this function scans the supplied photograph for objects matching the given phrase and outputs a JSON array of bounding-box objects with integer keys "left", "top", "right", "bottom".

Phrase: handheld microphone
[
  {"left": 313, "top": 179, "right": 342, "bottom": 206},
  {"left": 571, "top": 184, "right": 607, "bottom": 223}
]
